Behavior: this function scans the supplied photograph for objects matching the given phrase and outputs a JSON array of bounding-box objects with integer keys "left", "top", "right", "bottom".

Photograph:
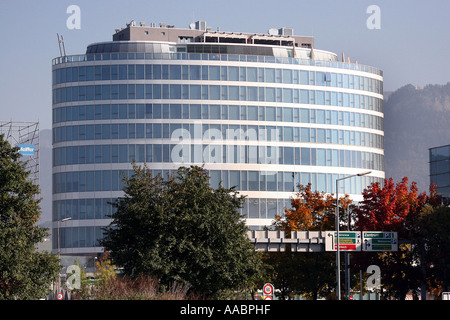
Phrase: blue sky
[{"left": 0, "top": 0, "right": 449, "bottom": 129}]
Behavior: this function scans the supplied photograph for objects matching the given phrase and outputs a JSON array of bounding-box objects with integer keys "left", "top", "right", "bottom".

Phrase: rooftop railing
[{"left": 52, "top": 52, "right": 383, "bottom": 77}]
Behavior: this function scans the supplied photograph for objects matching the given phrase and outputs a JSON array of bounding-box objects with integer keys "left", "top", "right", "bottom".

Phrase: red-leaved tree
[
  {"left": 352, "top": 177, "right": 442, "bottom": 299},
  {"left": 355, "top": 177, "right": 429, "bottom": 236}
]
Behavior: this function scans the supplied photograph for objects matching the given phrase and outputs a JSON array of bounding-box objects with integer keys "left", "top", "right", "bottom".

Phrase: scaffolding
[{"left": 0, "top": 121, "right": 40, "bottom": 188}]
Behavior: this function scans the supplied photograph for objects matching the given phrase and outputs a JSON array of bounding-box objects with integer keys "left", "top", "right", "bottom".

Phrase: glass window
[
  {"left": 317, "top": 149, "right": 326, "bottom": 166},
  {"left": 189, "top": 65, "right": 201, "bottom": 80},
  {"left": 239, "top": 67, "right": 247, "bottom": 81},
  {"left": 316, "top": 91, "right": 325, "bottom": 105},
  {"left": 265, "top": 68, "right": 275, "bottom": 82},
  {"left": 300, "top": 90, "right": 309, "bottom": 104},
  {"left": 190, "top": 104, "right": 201, "bottom": 119},
  {"left": 266, "top": 87, "right": 275, "bottom": 102},
  {"left": 210, "top": 85, "right": 220, "bottom": 100},
  {"left": 210, "top": 105, "right": 220, "bottom": 119},
  {"left": 170, "top": 104, "right": 182, "bottom": 119},
  {"left": 169, "top": 65, "right": 181, "bottom": 80},
  {"left": 430, "top": 146, "right": 450, "bottom": 161},
  {"left": 168, "top": 84, "right": 180, "bottom": 99},
  {"left": 153, "top": 65, "right": 163, "bottom": 79},
  {"left": 249, "top": 199, "right": 259, "bottom": 218},
  {"left": 284, "top": 127, "right": 293, "bottom": 141},
  {"left": 247, "top": 67, "right": 257, "bottom": 82},
  {"left": 100, "top": 65, "right": 111, "bottom": 80},
  {"left": 300, "top": 71, "right": 309, "bottom": 85},
  {"left": 135, "top": 64, "right": 144, "bottom": 79},
  {"left": 317, "top": 128, "right": 326, "bottom": 143},
  {"left": 153, "top": 123, "right": 161, "bottom": 138},
  {"left": 248, "top": 106, "right": 258, "bottom": 121},
  {"left": 201, "top": 66, "right": 208, "bottom": 80},
  {"left": 228, "top": 105, "right": 239, "bottom": 120},
  {"left": 248, "top": 87, "right": 257, "bottom": 101},
  {"left": 209, "top": 170, "right": 221, "bottom": 189},
  {"left": 283, "top": 88, "right": 293, "bottom": 103},
  {"left": 258, "top": 68, "right": 265, "bottom": 82},
  {"left": 300, "top": 109, "right": 309, "bottom": 123},
  {"left": 85, "top": 66, "right": 94, "bottom": 81},
  {"left": 228, "top": 66, "right": 239, "bottom": 81},
  {"left": 283, "top": 69, "right": 292, "bottom": 84},
  {"left": 228, "top": 86, "right": 239, "bottom": 100},
  {"left": 248, "top": 171, "right": 259, "bottom": 191},
  {"left": 301, "top": 148, "right": 310, "bottom": 165},
  {"left": 266, "top": 107, "right": 275, "bottom": 121},
  {"left": 301, "top": 128, "right": 310, "bottom": 142},
  {"left": 284, "top": 147, "right": 294, "bottom": 165},
  {"left": 188, "top": 85, "right": 199, "bottom": 99},
  {"left": 136, "top": 124, "right": 144, "bottom": 138},
  {"left": 221, "top": 105, "right": 228, "bottom": 120},
  {"left": 220, "top": 66, "right": 228, "bottom": 80},
  {"left": 209, "top": 66, "right": 220, "bottom": 80},
  {"left": 284, "top": 172, "right": 294, "bottom": 192}
]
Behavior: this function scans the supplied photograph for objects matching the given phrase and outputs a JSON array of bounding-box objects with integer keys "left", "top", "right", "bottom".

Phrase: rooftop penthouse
[
  {"left": 113, "top": 20, "right": 314, "bottom": 47},
  {"left": 81, "top": 20, "right": 338, "bottom": 62}
]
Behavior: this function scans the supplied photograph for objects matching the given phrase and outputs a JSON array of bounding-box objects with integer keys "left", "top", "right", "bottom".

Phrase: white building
[{"left": 52, "top": 21, "right": 384, "bottom": 256}]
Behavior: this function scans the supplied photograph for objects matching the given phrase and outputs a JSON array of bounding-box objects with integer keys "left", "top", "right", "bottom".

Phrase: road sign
[
  {"left": 325, "top": 231, "right": 361, "bottom": 251},
  {"left": 362, "top": 232, "right": 398, "bottom": 251},
  {"left": 263, "top": 283, "right": 274, "bottom": 296},
  {"left": 56, "top": 293, "right": 63, "bottom": 300}
]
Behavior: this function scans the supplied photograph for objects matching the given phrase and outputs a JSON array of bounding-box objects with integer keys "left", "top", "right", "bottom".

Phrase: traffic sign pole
[
  {"left": 335, "top": 178, "right": 341, "bottom": 301},
  {"left": 334, "top": 171, "right": 371, "bottom": 300}
]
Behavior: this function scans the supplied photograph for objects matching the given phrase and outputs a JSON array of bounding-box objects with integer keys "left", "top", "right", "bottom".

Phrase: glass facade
[
  {"left": 429, "top": 145, "right": 450, "bottom": 200},
  {"left": 52, "top": 35, "right": 384, "bottom": 255}
]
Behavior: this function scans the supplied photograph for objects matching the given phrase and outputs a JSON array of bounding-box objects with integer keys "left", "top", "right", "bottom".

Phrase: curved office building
[{"left": 52, "top": 21, "right": 384, "bottom": 256}]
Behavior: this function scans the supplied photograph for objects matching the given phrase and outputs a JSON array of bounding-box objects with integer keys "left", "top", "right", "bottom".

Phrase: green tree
[
  {"left": 95, "top": 253, "right": 117, "bottom": 286},
  {"left": 0, "top": 134, "right": 60, "bottom": 299},
  {"left": 408, "top": 204, "right": 450, "bottom": 298},
  {"left": 101, "top": 164, "right": 263, "bottom": 298}
]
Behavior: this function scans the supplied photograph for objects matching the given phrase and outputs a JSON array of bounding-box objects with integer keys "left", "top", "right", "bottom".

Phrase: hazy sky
[{"left": 0, "top": 0, "right": 449, "bottom": 129}]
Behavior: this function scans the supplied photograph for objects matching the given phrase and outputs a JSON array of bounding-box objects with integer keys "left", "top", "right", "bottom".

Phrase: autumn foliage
[
  {"left": 354, "top": 177, "right": 441, "bottom": 236},
  {"left": 352, "top": 177, "right": 446, "bottom": 299},
  {"left": 274, "top": 183, "right": 351, "bottom": 233}
]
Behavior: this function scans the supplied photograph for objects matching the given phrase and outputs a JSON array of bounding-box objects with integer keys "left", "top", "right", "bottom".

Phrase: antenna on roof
[{"left": 56, "top": 33, "right": 66, "bottom": 57}]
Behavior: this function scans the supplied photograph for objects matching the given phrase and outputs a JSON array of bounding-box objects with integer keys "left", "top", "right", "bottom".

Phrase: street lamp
[
  {"left": 57, "top": 217, "right": 72, "bottom": 295},
  {"left": 335, "top": 171, "right": 371, "bottom": 300}
]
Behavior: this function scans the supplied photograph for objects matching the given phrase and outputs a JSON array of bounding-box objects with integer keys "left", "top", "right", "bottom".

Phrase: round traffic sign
[
  {"left": 264, "top": 295, "right": 273, "bottom": 300},
  {"left": 57, "top": 293, "right": 63, "bottom": 300},
  {"left": 263, "top": 283, "right": 274, "bottom": 296}
]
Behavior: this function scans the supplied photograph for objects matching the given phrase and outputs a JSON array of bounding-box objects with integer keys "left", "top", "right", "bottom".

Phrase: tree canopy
[
  {"left": 101, "top": 164, "right": 263, "bottom": 298},
  {"left": 352, "top": 177, "right": 447, "bottom": 299},
  {"left": 268, "top": 183, "right": 346, "bottom": 299},
  {"left": 0, "top": 134, "right": 60, "bottom": 300}
]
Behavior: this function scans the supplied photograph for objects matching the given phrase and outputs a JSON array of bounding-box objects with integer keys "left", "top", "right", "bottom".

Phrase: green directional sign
[
  {"left": 362, "top": 232, "right": 398, "bottom": 251},
  {"left": 325, "top": 231, "right": 361, "bottom": 251}
]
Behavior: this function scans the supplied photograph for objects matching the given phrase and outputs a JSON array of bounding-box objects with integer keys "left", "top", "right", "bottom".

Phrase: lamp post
[
  {"left": 57, "top": 217, "right": 72, "bottom": 296},
  {"left": 335, "top": 171, "right": 371, "bottom": 300}
]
